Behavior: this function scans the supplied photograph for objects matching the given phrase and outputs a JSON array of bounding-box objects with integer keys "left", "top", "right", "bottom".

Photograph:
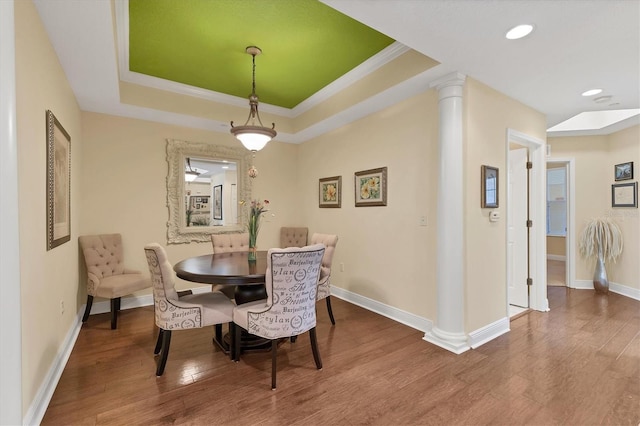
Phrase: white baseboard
[
  {"left": 23, "top": 310, "right": 83, "bottom": 426},
  {"left": 468, "top": 317, "right": 510, "bottom": 349},
  {"left": 330, "top": 286, "right": 433, "bottom": 332},
  {"left": 25, "top": 285, "right": 211, "bottom": 425},
  {"left": 547, "top": 254, "right": 566, "bottom": 261},
  {"left": 571, "top": 280, "right": 639, "bottom": 301}
]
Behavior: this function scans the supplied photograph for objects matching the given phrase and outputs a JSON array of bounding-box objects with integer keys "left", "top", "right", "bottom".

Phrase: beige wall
[
  {"left": 549, "top": 125, "right": 639, "bottom": 290},
  {"left": 80, "top": 113, "right": 300, "bottom": 291},
  {"left": 547, "top": 236, "right": 566, "bottom": 257},
  {"left": 464, "top": 78, "right": 547, "bottom": 331},
  {"left": 298, "top": 89, "right": 440, "bottom": 319},
  {"left": 15, "top": 0, "right": 83, "bottom": 416}
]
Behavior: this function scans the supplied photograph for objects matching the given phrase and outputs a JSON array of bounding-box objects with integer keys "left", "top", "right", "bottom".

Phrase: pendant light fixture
[
  {"left": 230, "top": 46, "right": 276, "bottom": 152},
  {"left": 185, "top": 157, "right": 200, "bottom": 182}
]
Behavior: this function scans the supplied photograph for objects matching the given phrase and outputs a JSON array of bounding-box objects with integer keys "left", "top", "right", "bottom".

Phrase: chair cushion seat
[
  {"left": 233, "top": 299, "right": 269, "bottom": 333},
  {"left": 94, "top": 273, "right": 150, "bottom": 299},
  {"left": 180, "top": 291, "right": 234, "bottom": 326}
]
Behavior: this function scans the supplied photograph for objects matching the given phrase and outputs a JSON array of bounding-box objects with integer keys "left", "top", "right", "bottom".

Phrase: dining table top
[{"left": 173, "top": 250, "right": 267, "bottom": 285}]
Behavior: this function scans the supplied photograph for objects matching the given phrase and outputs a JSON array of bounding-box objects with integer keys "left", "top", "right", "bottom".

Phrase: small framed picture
[
  {"left": 213, "top": 185, "right": 223, "bottom": 219},
  {"left": 481, "top": 165, "right": 499, "bottom": 208},
  {"left": 615, "top": 162, "right": 633, "bottom": 181},
  {"left": 355, "top": 167, "right": 387, "bottom": 207},
  {"left": 319, "top": 176, "right": 341, "bottom": 208},
  {"left": 611, "top": 182, "right": 638, "bottom": 208}
]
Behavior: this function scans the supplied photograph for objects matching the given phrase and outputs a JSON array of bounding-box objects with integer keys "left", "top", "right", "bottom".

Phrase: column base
[{"left": 423, "top": 327, "right": 470, "bottom": 354}]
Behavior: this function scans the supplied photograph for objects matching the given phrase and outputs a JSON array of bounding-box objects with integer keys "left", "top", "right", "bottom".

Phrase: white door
[{"left": 508, "top": 147, "right": 529, "bottom": 307}]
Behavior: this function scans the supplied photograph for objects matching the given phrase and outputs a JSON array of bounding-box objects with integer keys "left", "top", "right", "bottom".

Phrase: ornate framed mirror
[{"left": 166, "top": 139, "right": 252, "bottom": 244}]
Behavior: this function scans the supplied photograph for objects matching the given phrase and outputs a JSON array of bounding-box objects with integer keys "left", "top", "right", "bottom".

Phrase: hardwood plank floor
[{"left": 42, "top": 288, "right": 639, "bottom": 425}]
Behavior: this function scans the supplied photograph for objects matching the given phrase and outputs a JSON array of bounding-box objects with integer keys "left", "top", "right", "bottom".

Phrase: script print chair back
[
  {"left": 79, "top": 234, "right": 150, "bottom": 329},
  {"left": 310, "top": 233, "right": 339, "bottom": 325},
  {"left": 233, "top": 244, "right": 325, "bottom": 389},
  {"left": 144, "top": 243, "right": 235, "bottom": 376}
]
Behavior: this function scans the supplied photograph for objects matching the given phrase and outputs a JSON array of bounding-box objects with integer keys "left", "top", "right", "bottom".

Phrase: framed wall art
[
  {"left": 481, "top": 165, "right": 499, "bottom": 208},
  {"left": 354, "top": 167, "right": 387, "bottom": 207},
  {"left": 46, "top": 110, "right": 71, "bottom": 250},
  {"left": 611, "top": 182, "right": 638, "bottom": 208},
  {"left": 614, "top": 162, "right": 633, "bottom": 181},
  {"left": 213, "top": 185, "right": 223, "bottom": 219},
  {"left": 319, "top": 176, "right": 341, "bottom": 208}
]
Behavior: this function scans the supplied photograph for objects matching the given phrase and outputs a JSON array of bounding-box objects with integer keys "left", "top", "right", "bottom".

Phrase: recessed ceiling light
[
  {"left": 581, "top": 88, "right": 603, "bottom": 97},
  {"left": 547, "top": 109, "right": 640, "bottom": 132},
  {"left": 505, "top": 24, "right": 534, "bottom": 40}
]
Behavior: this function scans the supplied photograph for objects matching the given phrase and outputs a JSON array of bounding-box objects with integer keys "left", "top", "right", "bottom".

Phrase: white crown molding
[{"left": 114, "top": 0, "right": 409, "bottom": 119}]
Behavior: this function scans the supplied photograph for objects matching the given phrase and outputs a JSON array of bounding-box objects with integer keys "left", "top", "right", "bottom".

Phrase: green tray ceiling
[{"left": 128, "top": 0, "right": 395, "bottom": 109}]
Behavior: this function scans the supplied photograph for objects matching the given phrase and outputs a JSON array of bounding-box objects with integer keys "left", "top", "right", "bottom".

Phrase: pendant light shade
[{"left": 230, "top": 46, "right": 276, "bottom": 152}]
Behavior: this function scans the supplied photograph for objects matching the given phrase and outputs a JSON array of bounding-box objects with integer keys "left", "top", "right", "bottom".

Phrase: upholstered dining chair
[
  {"left": 144, "top": 243, "right": 235, "bottom": 376},
  {"left": 79, "top": 234, "right": 151, "bottom": 329},
  {"left": 233, "top": 244, "right": 325, "bottom": 390},
  {"left": 210, "top": 232, "right": 250, "bottom": 298},
  {"left": 310, "top": 233, "right": 339, "bottom": 325},
  {"left": 280, "top": 226, "right": 308, "bottom": 248}
]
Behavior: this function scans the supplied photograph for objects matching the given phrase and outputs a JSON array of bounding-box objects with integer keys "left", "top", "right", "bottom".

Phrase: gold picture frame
[
  {"left": 354, "top": 167, "right": 387, "bottom": 207},
  {"left": 46, "top": 110, "right": 71, "bottom": 250},
  {"left": 319, "top": 176, "right": 341, "bottom": 208}
]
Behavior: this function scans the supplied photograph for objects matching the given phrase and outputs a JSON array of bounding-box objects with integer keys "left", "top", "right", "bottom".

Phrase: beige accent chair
[
  {"left": 280, "top": 226, "right": 308, "bottom": 248},
  {"left": 211, "top": 232, "right": 250, "bottom": 253},
  {"left": 210, "top": 233, "right": 250, "bottom": 298},
  {"left": 233, "top": 244, "right": 325, "bottom": 390},
  {"left": 79, "top": 234, "right": 150, "bottom": 329},
  {"left": 310, "top": 233, "right": 339, "bottom": 325},
  {"left": 144, "top": 243, "right": 235, "bottom": 376}
]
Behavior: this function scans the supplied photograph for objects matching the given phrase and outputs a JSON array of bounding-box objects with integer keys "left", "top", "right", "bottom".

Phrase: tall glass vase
[
  {"left": 248, "top": 232, "right": 257, "bottom": 261},
  {"left": 593, "top": 251, "right": 609, "bottom": 294}
]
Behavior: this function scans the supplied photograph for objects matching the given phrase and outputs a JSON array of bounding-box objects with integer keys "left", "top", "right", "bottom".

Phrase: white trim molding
[
  {"left": 574, "top": 280, "right": 640, "bottom": 301},
  {"left": 469, "top": 317, "right": 510, "bottom": 349},
  {"left": 330, "top": 286, "right": 433, "bottom": 333}
]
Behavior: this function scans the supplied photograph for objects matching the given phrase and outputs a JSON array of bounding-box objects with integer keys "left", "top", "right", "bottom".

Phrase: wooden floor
[
  {"left": 42, "top": 288, "right": 639, "bottom": 425},
  {"left": 547, "top": 259, "right": 566, "bottom": 287}
]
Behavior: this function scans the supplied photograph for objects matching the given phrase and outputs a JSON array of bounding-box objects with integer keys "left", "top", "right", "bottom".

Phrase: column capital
[{"left": 430, "top": 72, "right": 466, "bottom": 93}]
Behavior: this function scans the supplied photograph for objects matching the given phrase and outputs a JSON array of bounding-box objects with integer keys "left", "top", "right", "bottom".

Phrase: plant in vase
[
  {"left": 578, "top": 217, "right": 623, "bottom": 294},
  {"left": 242, "top": 199, "right": 270, "bottom": 260}
]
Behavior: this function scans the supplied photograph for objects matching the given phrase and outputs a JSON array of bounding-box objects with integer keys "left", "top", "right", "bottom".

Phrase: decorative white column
[
  {"left": 423, "top": 72, "right": 470, "bottom": 354},
  {"left": 0, "top": 1, "right": 23, "bottom": 424}
]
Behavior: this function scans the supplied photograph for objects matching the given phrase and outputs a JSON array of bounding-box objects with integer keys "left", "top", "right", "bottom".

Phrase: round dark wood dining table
[
  {"left": 173, "top": 250, "right": 268, "bottom": 304},
  {"left": 173, "top": 250, "right": 269, "bottom": 353}
]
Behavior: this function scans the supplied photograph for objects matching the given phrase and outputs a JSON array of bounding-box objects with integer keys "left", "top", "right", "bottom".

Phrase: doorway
[
  {"left": 506, "top": 129, "right": 549, "bottom": 315},
  {"left": 546, "top": 158, "right": 576, "bottom": 290}
]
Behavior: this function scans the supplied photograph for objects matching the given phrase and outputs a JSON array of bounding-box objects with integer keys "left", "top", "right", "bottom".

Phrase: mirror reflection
[
  {"left": 166, "top": 139, "right": 252, "bottom": 244},
  {"left": 185, "top": 157, "right": 238, "bottom": 227}
]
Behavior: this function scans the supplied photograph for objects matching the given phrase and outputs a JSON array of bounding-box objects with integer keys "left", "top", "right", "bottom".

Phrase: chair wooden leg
[
  {"left": 156, "top": 329, "right": 172, "bottom": 376},
  {"left": 271, "top": 340, "right": 278, "bottom": 390},
  {"left": 326, "top": 296, "right": 336, "bottom": 325},
  {"left": 110, "top": 298, "right": 120, "bottom": 329},
  {"left": 154, "top": 329, "right": 164, "bottom": 355},
  {"left": 234, "top": 324, "right": 241, "bottom": 362},
  {"left": 215, "top": 324, "right": 222, "bottom": 345},
  {"left": 82, "top": 295, "right": 93, "bottom": 323},
  {"left": 310, "top": 327, "right": 322, "bottom": 370},
  {"left": 228, "top": 323, "right": 235, "bottom": 361},
  {"left": 115, "top": 297, "right": 121, "bottom": 311}
]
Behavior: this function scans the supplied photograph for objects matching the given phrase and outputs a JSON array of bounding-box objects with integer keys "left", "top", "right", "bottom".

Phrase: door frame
[
  {"left": 506, "top": 129, "right": 549, "bottom": 312},
  {"left": 546, "top": 158, "right": 576, "bottom": 289}
]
